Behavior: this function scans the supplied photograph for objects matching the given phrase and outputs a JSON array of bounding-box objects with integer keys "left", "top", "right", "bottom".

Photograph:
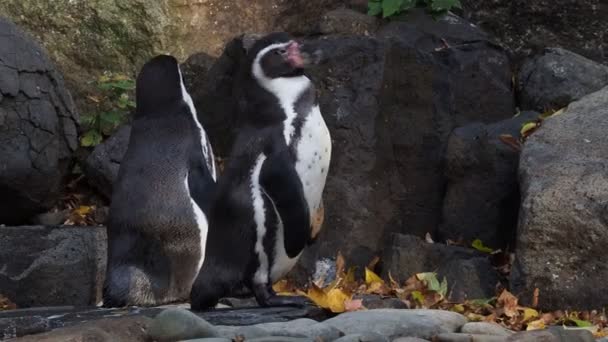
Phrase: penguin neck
[{"left": 251, "top": 67, "right": 311, "bottom": 145}]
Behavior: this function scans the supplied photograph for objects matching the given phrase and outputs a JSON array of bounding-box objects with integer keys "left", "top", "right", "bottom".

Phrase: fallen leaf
[
  {"left": 336, "top": 252, "right": 346, "bottom": 276},
  {"left": 497, "top": 290, "right": 519, "bottom": 318},
  {"left": 498, "top": 134, "right": 522, "bottom": 151},
  {"left": 472, "top": 239, "right": 494, "bottom": 253},
  {"left": 522, "top": 307, "right": 539, "bottom": 321},
  {"left": 532, "top": 288, "right": 539, "bottom": 308},
  {"left": 344, "top": 298, "right": 364, "bottom": 312},
  {"left": 365, "top": 267, "right": 384, "bottom": 286},
  {"left": 411, "top": 291, "right": 424, "bottom": 305},
  {"left": 520, "top": 122, "right": 538, "bottom": 137},
  {"left": 367, "top": 256, "right": 380, "bottom": 271},
  {"left": 326, "top": 288, "right": 351, "bottom": 313},
  {"left": 526, "top": 319, "right": 546, "bottom": 330}
]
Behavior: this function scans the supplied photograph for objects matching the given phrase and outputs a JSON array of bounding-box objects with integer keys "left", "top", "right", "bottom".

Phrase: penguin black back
[{"left": 103, "top": 54, "right": 216, "bottom": 307}]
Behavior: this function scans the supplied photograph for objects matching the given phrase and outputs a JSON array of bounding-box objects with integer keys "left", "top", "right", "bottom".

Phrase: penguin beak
[{"left": 286, "top": 41, "right": 305, "bottom": 68}]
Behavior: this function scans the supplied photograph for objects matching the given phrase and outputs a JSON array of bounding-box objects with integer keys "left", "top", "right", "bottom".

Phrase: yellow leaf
[
  {"left": 466, "top": 313, "right": 486, "bottom": 321},
  {"left": 326, "top": 288, "right": 351, "bottom": 313},
  {"left": 272, "top": 279, "right": 295, "bottom": 296},
  {"left": 522, "top": 307, "right": 539, "bottom": 321},
  {"left": 365, "top": 267, "right": 384, "bottom": 286},
  {"left": 451, "top": 304, "right": 465, "bottom": 313},
  {"left": 411, "top": 290, "right": 424, "bottom": 305},
  {"left": 526, "top": 319, "right": 546, "bottom": 330},
  {"left": 521, "top": 122, "right": 538, "bottom": 136},
  {"left": 74, "top": 205, "right": 92, "bottom": 217},
  {"left": 304, "top": 283, "right": 328, "bottom": 308}
]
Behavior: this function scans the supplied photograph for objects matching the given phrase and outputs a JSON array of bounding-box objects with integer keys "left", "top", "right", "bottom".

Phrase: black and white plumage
[
  {"left": 190, "top": 32, "right": 331, "bottom": 309},
  {"left": 103, "top": 55, "right": 216, "bottom": 307}
]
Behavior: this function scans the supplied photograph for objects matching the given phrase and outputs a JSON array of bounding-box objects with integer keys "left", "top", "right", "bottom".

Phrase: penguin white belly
[
  {"left": 270, "top": 217, "right": 302, "bottom": 282},
  {"left": 294, "top": 105, "right": 332, "bottom": 214}
]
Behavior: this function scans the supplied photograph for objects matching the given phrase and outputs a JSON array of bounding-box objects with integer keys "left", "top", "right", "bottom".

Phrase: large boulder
[
  {"left": 439, "top": 111, "right": 539, "bottom": 248},
  {"left": 517, "top": 48, "right": 608, "bottom": 112},
  {"left": 461, "top": 0, "right": 608, "bottom": 65},
  {"left": 374, "top": 12, "right": 515, "bottom": 243},
  {"left": 512, "top": 85, "right": 608, "bottom": 310},
  {"left": 0, "top": 225, "right": 106, "bottom": 308},
  {"left": 181, "top": 10, "right": 516, "bottom": 273},
  {"left": 0, "top": 17, "right": 78, "bottom": 225},
  {"left": 0, "top": 0, "right": 351, "bottom": 112},
  {"left": 83, "top": 125, "right": 131, "bottom": 199}
]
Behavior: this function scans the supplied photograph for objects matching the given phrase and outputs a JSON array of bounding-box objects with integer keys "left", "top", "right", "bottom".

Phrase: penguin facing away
[
  {"left": 103, "top": 55, "right": 216, "bottom": 307},
  {"left": 190, "top": 32, "right": 331, "bottom": 309}
]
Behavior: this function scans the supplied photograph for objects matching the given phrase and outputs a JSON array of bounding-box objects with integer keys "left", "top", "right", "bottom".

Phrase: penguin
[
  {"left": 190, "top": 32, "right": 331, "bottom": 309},
  {"left": 103, "top": 55, "right": 217, "bottom": 307}
]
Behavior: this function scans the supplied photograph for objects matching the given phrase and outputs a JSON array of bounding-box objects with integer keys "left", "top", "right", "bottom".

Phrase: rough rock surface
[
  {"left": 518, "top": 48, "right": 608, "bottom": 112},
  {"left": 439, "top": 111, "right": 540, "bottom": 248},
  {"left": 461, "top": 0, "right": 608, "bottom": 65},
  {"left": 83, "top": 125, "right": 131, "bottom": 199},
  {"left": 0, "top": 1, "right": 351, "bottom": 111},
  {"left": 11, "top": 316, "right": 151, "bottom": 342},
  {"left": 323, "top": 309, "right": 467, "bottom": 340},
  {"left": 513, "top": 85, "right": 608, "bottom": 310},
  {"left": 382, "top": 234, "right": 500, "bottom": 300},
  {"left": 0, "top": 226, "right": 106, "bottom": 308},
  {"left": 0, "top": 17, "right": 78, "bottom": 224}
]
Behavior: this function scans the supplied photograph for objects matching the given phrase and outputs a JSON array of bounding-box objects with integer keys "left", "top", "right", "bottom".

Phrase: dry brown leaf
[
  {"left": 532, "top": 288, "right": 539, "bottom": 308},
  {"left": 367, "top": 256, "right": 380, "bottom": 271},
  {"left": 344, "top": 298, "right": 365, "bottom": 311},
  {"left": 336, "top": 252, "right": 346, "bottom": 277},
  {"left": 497, "top": 290, "right": 519, "bottom": 318}
]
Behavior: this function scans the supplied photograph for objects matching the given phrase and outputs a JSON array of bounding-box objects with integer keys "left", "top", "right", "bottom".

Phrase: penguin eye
[{"left": 276, "top": 49, "right": 287, "bottom": 55}]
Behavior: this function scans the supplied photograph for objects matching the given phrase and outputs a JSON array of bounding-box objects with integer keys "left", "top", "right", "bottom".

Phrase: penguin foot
[{"left": 253, "top": 283, "right": 312, "bottom": 307}]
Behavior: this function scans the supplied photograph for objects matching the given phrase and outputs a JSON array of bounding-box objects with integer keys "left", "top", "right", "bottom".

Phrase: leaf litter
[{"left": 274, "top": 250, "right": 608, "bottom": 338}]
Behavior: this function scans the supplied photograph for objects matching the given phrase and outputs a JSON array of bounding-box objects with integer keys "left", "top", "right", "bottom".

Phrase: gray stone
[
  {"left": 0, "top": 226, "right": 106, "bottom": 308},
  {"left": 334, "top": 332, "right": 390, "bottom": 342},
  {"left": 461, "top": 322, "right": 513, "bottom": 336},
  {"left": 392, "top": 338, "right": 430, "bottom": 342},
  {"left": 355, "top": 294, "right": 408, "bottom": 309},
  {"left": 148, "top": 308, "right": 219, "bottom": 342},
  {"left": 247, "top": 338, "right": 314, "bottom": 342},
  {"left": 180, "top": 339, "right": 232, "bottom": 342},
  {"left": 11, "top": 316, "right": 151, "bottom": 342},
  {"left": 83, "top": 124, "right": 131, "bottom": 199},
  {"left": 216, "top": 318, "right": 340, "bottom": 341},
  {"left": 518, "top": 48, "right": 608, "bottom": 112},
  {"left": 323, "top": 309, "right": 467, "bottom": 340},
  {"left": 512, "top": 85, "right": 608, "bottom": 310},
  {"left": 506, "top": 326, "right": 594, "bottom": 342},
  {"left": 0, "top": 17, "right": 78, "bottom": 225},
  {"left": 437, "top": 333, "right": 507, "bottom": 342},
  {"left": 214, "top": 325, "right": 270, "bottom": 340}
]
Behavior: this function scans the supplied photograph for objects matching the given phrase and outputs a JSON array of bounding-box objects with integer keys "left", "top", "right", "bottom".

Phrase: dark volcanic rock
[
  {"left": 0, "top": 225, "right": 106, "bottom": 308},
  {"left": 376, "top": 16, "right": 515, "bottom": 241},
  {"left": 513, "top": 86, "right": 608, "bottom": 310},
  {"left": 437, "top": 257, "right": 500, "bottom": 302},
  {"left": 518, "top": 48, "right": 608, "bottom": 112},
  {"left": 0, "top": 17, "right": 79, "bottom": 224},
  {"left": 184, "top": 10, "right": 515, "bottom": 274},
  {"left": 461, "top": 0, "right": 608, "bottom": 66},
  {"left": 439, "top": 111, "right": 539, "bottom": 248},
  {"left": 381, "top": 233, "right": 485, "bottom": 282},
  {"left": 83, "top": 125, "right": 131, "bottom": 199}
]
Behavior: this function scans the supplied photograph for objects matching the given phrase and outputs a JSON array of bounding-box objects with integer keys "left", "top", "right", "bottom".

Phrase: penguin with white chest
[
  {"left": 103, "top": 55, "right": 217, "bottom": 307},
  {"left": 190, "top": 32, "right": 331, "bottom": 309}
]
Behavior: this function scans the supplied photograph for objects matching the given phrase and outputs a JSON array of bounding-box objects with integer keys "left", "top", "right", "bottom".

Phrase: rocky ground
[
  {"left": 2, "top": 305, "right": 600, "bottom": 342},
  {"left": 2, "top": 1, "right": 608, "bottom": 341}
]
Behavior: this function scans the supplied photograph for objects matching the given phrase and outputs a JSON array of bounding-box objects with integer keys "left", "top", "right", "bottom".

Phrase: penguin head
[
  {"left": 135, "top": 54, "right": 190, "bottom": 117},
  {"left": 247, "top": 32, "right": 310, "bottom": 81}
]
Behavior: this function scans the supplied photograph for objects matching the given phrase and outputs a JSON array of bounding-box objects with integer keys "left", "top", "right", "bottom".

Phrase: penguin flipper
[{"left": 260, "top": 151, "right": 310, "bottom": 258}]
